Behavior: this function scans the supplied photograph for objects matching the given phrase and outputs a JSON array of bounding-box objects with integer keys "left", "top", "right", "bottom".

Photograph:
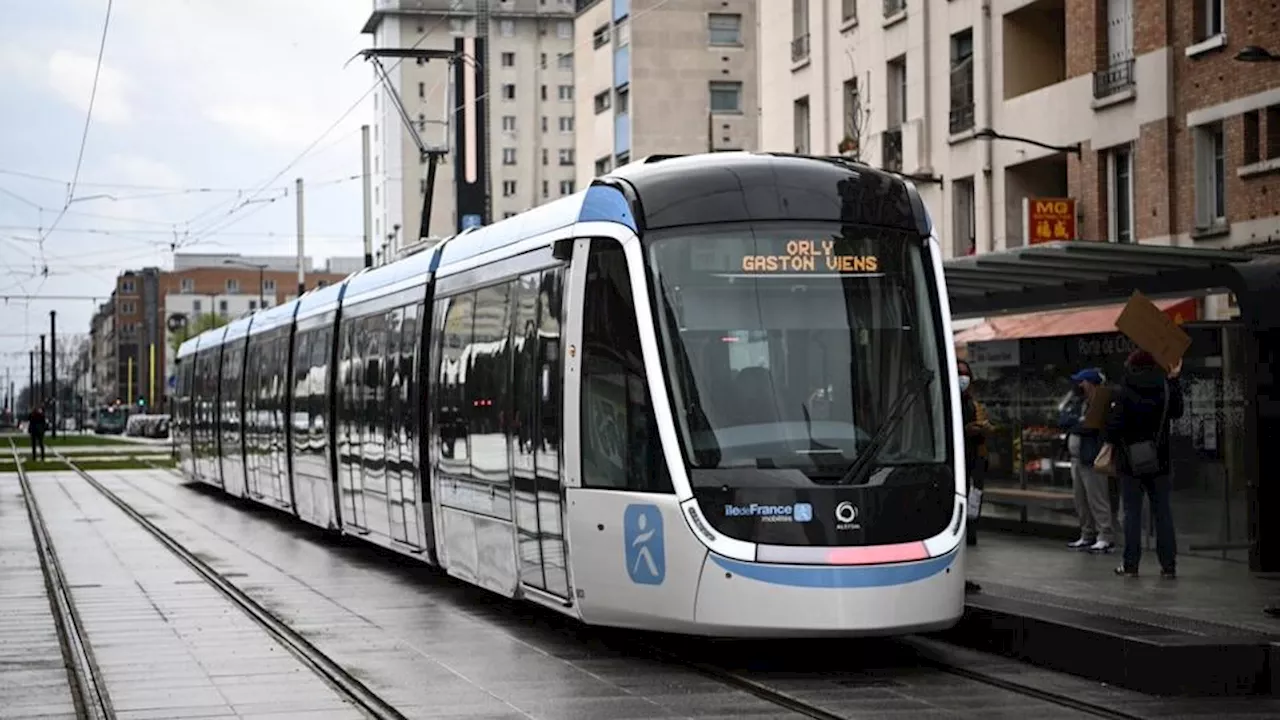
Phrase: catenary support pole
[
  {"left": 362, "top": 125, "right": 374, "bottom": 268},
  {"left": 296, "top": 178, "right": 306, "bottom": 296},
  {"left": 49, "top": 311, "right": 57, "bottom": 437}
]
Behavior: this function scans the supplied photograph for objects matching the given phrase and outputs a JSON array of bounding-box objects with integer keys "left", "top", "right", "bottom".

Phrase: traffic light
[{"left": 137, "top": 396, "right": 146, "bottom": 408}]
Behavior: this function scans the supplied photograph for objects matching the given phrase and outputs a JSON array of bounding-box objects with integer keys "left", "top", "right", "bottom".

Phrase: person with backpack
[
  {"left": 1099, "top": 349, "right": 1184, "bottom": 578},
  {"left": 28, "top": 405, "right": 48, "bottom": 462}
]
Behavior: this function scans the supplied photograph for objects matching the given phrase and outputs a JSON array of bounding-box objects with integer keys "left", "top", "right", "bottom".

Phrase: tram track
[
  {"left": 9, "top": 440, "right": 114, "bottom": 720},
  {"left": 49, "top": 449, "right": 409, "bottom": 720},
  {"left": 130, "top": 454, "right": 1145, "bottom": 719}
]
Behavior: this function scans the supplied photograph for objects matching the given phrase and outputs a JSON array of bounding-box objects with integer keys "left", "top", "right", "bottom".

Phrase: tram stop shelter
[
  {"left": 943, "top": 241, "right": 1280, "bottom": 574},
  {"left": 937, "top": 241, "right": 1280, "bottom": 698}
]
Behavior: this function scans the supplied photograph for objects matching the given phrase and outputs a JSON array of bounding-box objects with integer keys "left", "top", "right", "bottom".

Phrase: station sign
[{"left": 1024, "top": 198, "right": 1077, "bottom": 244}]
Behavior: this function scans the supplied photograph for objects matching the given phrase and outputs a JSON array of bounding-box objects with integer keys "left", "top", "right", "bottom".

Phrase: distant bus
[{"left": 95, "top": 406, "right": 128, "bottom": 434}]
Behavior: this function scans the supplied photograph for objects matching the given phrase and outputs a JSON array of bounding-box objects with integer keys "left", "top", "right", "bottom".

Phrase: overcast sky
[{"left": 0, "top": 0, "right": 375, "bottom": 394}]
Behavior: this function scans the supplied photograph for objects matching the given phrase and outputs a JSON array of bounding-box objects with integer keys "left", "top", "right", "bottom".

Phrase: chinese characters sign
[{"left": 1025, "top": 198, "right": 1076, "bottom": 244}]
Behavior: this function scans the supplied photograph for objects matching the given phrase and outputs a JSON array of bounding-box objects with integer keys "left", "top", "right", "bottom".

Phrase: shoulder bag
[{"left": 1125, "top": 380, "right": 1169, "bottom": 477}]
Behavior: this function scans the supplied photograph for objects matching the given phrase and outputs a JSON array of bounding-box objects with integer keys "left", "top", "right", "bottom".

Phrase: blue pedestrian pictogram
[{"left": 623, "top": 504, "right": 665, "bottom": 585}]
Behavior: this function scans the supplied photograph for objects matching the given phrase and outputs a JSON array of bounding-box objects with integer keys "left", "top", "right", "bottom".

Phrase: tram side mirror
[{"left": 551, "top": 238, "right": 574, "bottom": 261}]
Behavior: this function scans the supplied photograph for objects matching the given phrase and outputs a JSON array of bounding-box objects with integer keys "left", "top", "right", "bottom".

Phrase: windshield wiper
[{"left": 834, "top": 369, "right": 935, "bottom": 486}]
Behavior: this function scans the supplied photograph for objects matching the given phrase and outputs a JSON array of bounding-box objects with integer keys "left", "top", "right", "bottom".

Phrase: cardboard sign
[
  {"left": 1083, "top": 385, "right": 1112, "bottom": 430},
  {"left": 1114, "top": 291, "right": 1192, "bottom": 371}
]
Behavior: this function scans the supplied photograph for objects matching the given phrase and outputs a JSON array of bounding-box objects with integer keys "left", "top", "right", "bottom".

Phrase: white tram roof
[
  {"left": 246, "top": 294, "right": 299, "bottom": 337},
  {"left": 294, "top": 274, "right": 353, "bottom": 322}
]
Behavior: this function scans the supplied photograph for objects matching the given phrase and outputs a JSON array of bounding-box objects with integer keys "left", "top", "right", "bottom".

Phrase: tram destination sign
[{"left": 741, "top": 239, "right": 880, "bottom": 274}]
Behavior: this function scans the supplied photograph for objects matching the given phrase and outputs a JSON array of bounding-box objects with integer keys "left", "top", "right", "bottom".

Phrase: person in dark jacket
[
  {"left": 1060, "top": 368, "right": 1116, "bottom": 552},
  {"left": 28, "top": 405, "right": 48, "bottom": 462},
  {"left": 957, "top": 360, "right": 992, "bottom": 595},
  {"left": 1104, "top": 349, "right": 1184, "bottom": 578}
]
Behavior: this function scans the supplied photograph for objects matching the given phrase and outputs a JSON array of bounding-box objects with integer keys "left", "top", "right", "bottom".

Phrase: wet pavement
[
  {"left": 11, "top": 465, "right": 1280, "bottom": 719},
  {"left": 25, "top": 471, "right": 364, "bottom": 720},
  {"left": 0, "top": 475, "right": 77, "bottom": 720}
]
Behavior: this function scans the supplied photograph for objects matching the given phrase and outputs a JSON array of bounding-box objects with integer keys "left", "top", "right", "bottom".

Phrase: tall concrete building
[
  {"left": 363, "top": 0, "right": 579, "bottom": 258},
  {"left": 758, "top": 0, "right": 1279, "bottom": 293},
  {"left": 573, "top": 0, "right": 759, "bottom": 187}
]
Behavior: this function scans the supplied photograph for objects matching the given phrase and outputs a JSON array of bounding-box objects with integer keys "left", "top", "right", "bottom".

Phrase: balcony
[
  {"left": 791, "top": 33, "right": 810, "bottom": 64},
  {"left": 1093, "top": 58, "right": 1135, "bottom": 99},
  {"left": 882, "top": 127, "right": 903, "bottom": 172},
  {"left": 883, "top": 0, "right": 906, "bottom": 17}
]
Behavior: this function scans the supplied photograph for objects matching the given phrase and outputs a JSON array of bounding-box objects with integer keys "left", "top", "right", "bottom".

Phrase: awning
[
  {"left": 954, "top": 297, "right": 1198, "bottom": 345},
  {"left": 944, "top": 241, "right": 1258, "bottom": 319}
]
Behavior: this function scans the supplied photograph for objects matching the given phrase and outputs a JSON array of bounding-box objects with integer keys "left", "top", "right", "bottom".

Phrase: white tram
[{"left": 174, "top": 152, "right": 967, "bottom": 637}]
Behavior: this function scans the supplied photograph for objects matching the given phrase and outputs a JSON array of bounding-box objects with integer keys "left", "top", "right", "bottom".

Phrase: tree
[
  {"left": 168, "top": 313, "right": 230, "bottom": 355},
  {"left": 838, "top": 68, "right": 871, "bottom": 162}
]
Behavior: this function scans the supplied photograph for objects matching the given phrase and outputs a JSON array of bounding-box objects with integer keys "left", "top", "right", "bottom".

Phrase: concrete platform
[
  {"left": 939, "top": 531, "right": 1280, "bottom": 697},
  {"left": 0, "top": 475, "right": 77, "bottom": 720},
  {"left": 26, "top": 471, "right": 365, "bottom": 719}
]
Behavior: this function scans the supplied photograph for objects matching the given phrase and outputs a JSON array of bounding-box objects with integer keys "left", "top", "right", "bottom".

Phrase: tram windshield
[{"left": 645, "top": 222, "right": 948, "bottom": 488}]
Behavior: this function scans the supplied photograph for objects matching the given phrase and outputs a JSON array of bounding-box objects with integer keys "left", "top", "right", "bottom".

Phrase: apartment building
[
  {"left": 759, "top": 0, "right": 1279, "bottom": 289},
  {"left": 362, "top": 0, "right": 579, "bottom": 258},
  {"left": 574, "top": 0, "right": 759, "bottom": 186},
  {"left": 91, "top": 255, "right": 355, "bottom": 410}
]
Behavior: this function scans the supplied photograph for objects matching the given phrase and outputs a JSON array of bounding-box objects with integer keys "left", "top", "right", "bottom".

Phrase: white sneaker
[
  {"left": 1089, "top": 540, "right": 1114, "bottom": 553},
  {"left": 1067, "top": 538, "right": 1091, "bottom": 549}
]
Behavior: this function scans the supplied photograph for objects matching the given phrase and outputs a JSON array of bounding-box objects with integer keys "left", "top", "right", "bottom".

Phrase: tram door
[
  {"left": 510, "top": 267, "right": 571, "bottom": 601},
  {"left": 339, "top": 321, "right": 369, "bottom": 532}
]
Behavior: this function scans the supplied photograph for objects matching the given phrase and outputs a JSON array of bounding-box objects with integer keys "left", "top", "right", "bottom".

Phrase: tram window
[
  {"left": 580, "top": 238, "right": 672, "bottom": 493},
  {"left": 436, "top": 292, "right": 475, "bottom": 469},
  {"left": 470, "top": 283, "right": 513, "bottom": 482},
  {"left": 536, "top": 267, "right": 563, "bottom": 478}
]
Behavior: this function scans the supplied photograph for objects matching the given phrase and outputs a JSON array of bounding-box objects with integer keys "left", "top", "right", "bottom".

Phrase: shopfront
[{"left": 956, "top": 299, "right": 1251, "bottom": 562}]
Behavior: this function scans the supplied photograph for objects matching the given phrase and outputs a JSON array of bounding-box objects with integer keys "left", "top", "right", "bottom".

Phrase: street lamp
[
  {"left": 222, "top": 259, "right": 268, "bottom": 312},
  {"left": 1235, "top": 46, "right": 1280, "bottom": 63}
]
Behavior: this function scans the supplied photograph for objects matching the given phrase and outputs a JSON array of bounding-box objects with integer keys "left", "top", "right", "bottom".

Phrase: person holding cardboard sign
[{"left": 1098, "top": 349, "right": 1184, "bottom": 578}]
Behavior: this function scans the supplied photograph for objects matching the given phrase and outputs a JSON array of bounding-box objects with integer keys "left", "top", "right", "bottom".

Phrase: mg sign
[{"left": 1024, "top": 197, "right": 1077, "bottom": 244}]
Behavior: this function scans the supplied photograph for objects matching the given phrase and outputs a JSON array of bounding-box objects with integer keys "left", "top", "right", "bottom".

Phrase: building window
[
  {"left": 1108, "top": 145, "right": 1134, "bottom": 244},
  {"left": 541, "top": 85, "right": 548, "bottom": 101},
  {"left": 502, "top": 115, "right": 517, "bottom": 132},
  {"left": 542, "top": 116, "right": 548, "bottom": 133},
  {"left": 1193, "top": 121, "right": 1226, "bottom": 229},
  {"left": 120, "top": 301, "right": 135, "bottom": 314},
  {"left": 594, "top": 90, "right": 612, "bottom": 114},
  {"left": 595, "top": 155, "right": 612, "bottom": 175},
  {"left": 884, "top": 56, "right": 907, "bottom": 172},
  {"left": 952, "top": 178, "right": 976, "bottom": 256},
  {"left": 710, "top": 81, "right": 743, "bottom": 114},
  {"left": 121, "top": 280, "right": 135, "bottom": 293},
  {"left": 616, "top": 150, "right": 630, "bottom": 165},
  {"left": 500, "top": 20, "right": 515, "bottom": 37},
  {"left": 593, "top": 24, "right": 610, "bottom": 49},
  {"left": 219, "top": 300, "right": 228, "bottom": 314},
  {"left": 559, "top": 116, "right": 574, "bottom": 132},
  {"left": 180, "top": 278, "right": 194, "bottom": 293},
  {"left": 1243, "top": 111, "right": 1261, "bottom": 165},
  {"left": 503, "top": 180, "right": 518, "bottom": 197},
  {"left": 263, "top": 279, "right": 276, "bottom": 292},
  {"left": 226, "top": 278, "right": 240, "bottom": 294},
  {"left": 192, "top": 300, "right": 202, "bottom": 313},
  {"left": 560, "top": 180, "right": 575, "bottom": 196},
  {"left": 616, "top": 87, "right": 630, "bottom": 114},
  {"left": 501, "top": 52, "right": 515, "bottom": 67},
  {"left": 504, "top": 212, "right": 517, "bottom": 219},
  {"left": 1195, "top": 0, "right": 1224, "bottom": 41},
  {"left": 950, "top": 29, "right": 975, "bottom": 134},
  {"left": 885, "top": 0, "right": 906, "bottom": 16},
  {"left": 557, "top": 20, "right": 572, "bottom": 39},
  {"left": 791, "top": 0, "right": 810, "bottom": 62},
  {"left": 249, "top": 300, "right": 257, "bottom": 311},
  {"left": 503, "top": 147, "right": 518, "bottom": 165},
  {"left": 542, "top": 180, "right": 549, "bottom": 199},
  {"left": 842, "top": 0, "right": 857, "bottom": 22},
  {"left": 558, "top": 85, "right": 574, "bottom": 101},
  {"left": 708, "top": 13, "right": 742, "bottom": 46},
  {"left": 793, "top": 96, "right": 810, "bottom": 154},
  {"left": 559, "top": 148, "right": 574, "bottom": 165},
  {"left": 502, "top": 84, "right": 516, "bottom": 100},
  {"left": 1267, "top": 106, "right": 1280, "bottom": 160},
  {"left": 558, "top": 52, "right": 573, "bottom": 70}
]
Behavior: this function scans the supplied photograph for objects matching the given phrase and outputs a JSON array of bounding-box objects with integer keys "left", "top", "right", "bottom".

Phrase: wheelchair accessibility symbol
[{"left": 623, "top": 504, "right": 665, "bottom": 585}]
